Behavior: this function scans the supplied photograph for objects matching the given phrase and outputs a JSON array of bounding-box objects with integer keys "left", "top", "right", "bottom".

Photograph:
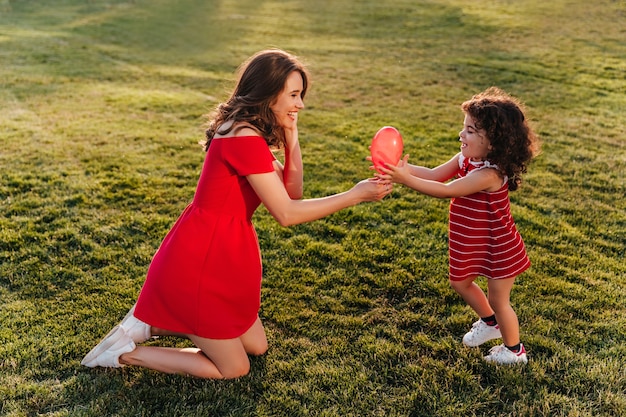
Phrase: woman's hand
[
  {"left": 281, "top": 117, "right": 303, "bottom": 199},
  {"left": 283, "top": 113, "right": 299, "bottom": 144},
  {"left": 351, "top": 178, "right": 394, "bottom": 202}
]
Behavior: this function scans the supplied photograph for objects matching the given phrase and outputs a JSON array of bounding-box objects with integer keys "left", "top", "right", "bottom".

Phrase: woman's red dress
[{"left": 134, "top": 136, "right": 275, "bottom": 339}]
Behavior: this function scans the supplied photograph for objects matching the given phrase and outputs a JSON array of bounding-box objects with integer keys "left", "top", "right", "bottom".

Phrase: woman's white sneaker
[
  {"left": 119, "top": 304, "right": 152, "bottom": 344},
  {"left": 81, "top": 325, "right": 135, "bottom": 367},
  {"left": 484, "top": 343, "right": 528, "bottom": 365},
  {"left": 462, "top": 319, "right": 502, "bottom": 347},
  {"left": 81, "top": 304, "right": 150, "bottom": 368},
  {"left": 82, "top": 339, "right": 135, "bottom": 368}
]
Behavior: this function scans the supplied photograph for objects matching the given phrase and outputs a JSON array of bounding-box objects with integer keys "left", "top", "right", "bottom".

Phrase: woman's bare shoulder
[{"left": 213, "top": 121, "right": 262, "bottom": 139}]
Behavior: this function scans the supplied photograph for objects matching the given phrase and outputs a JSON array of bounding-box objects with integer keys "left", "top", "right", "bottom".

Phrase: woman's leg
[
  {"left": 119, "top": 316, "right": 268, "bottom": 379},
  {"left": 238, "top": 316, "right": 268, "bottom": 356},
  {"left": 152, "top": 328, "right": 188, "bottom": 338},
  {"left": 449, "top": 277, "right": 494, "bottom": 318},
  {"left": 120, "top": 345, "right": 226, "bottom": 378},
  {"left": 486, "top": 277, "right": 519, "bottom": 346}
]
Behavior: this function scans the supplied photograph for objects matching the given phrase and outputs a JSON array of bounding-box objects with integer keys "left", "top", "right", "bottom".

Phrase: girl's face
[
  {"left": 459, "top": 113, "right": 491, "bottom": 161},
  {"left": 270, "top": 71, "right": 305, "bottom": 129}
]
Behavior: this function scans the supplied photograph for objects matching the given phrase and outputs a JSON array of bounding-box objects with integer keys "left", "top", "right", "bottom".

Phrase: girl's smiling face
[
  {"left": 459, "top": 113, "right": 491, "bottom": 161},
  {"left": 270, "top": 70, "right": 305, "bottom": 129}
]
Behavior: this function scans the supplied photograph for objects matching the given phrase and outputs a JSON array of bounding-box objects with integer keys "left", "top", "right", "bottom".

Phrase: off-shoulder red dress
[{"left": 135, "top": 136, "right": 275, "bottom": 339}]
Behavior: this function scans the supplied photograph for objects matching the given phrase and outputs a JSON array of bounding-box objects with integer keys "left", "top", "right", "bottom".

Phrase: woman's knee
[
  {"left": 241, "top": 317, "right": 268, "bottom": 356},
  {"left": 218, "top": 358, "right": 251, "bottom": 379},
  {"left": 246, "top": 339, "right": 268, "bottom": 356},
  {"left": 191, "top": 354, "right": 250, "bottom": 379},
  {"left": 189, "top": 335, "right": 252, "bottom": 379}
]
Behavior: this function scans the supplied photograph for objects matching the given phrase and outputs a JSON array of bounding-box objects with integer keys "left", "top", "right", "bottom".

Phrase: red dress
[
  {"left": 448, "top": 154, "right": 530, "bottom": 281},
  {"left": 134, "top": 136, "right": 275, "bottom": 339}
]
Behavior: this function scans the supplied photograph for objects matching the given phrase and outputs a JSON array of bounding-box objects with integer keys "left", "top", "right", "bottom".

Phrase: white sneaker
[
  {"left": 81, "top": 325, "right": 135, "bottom": 367},
  {"left": 484, "top": 343, "right": 528, "bottom": 365},
  {"left": 119, "top": 304, "right": 152, "bottom": 344},
  {"left": 462, "top": 319, "right": 502, "bottom": 347},
  {"left": 83, "top": 338, "right": 136, "bottom": 368}
]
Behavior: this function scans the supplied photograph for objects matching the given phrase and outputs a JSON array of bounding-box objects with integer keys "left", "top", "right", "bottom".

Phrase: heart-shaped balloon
[{"left": 370, "top": 126, "right": 403, "bottom": 174}]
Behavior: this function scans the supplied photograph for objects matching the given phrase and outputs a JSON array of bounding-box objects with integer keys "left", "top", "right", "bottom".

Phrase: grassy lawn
[{"left": 1, "top": 0, "right": 624, "bottom": 416}]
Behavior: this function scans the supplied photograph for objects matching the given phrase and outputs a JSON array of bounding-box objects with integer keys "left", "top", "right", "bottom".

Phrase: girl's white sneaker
[
  {"left": 462, "top": 319, "right": 502, "bottom": 347},
  {"left": 484, "top": 343, "right": 528, "bottom": 365}
]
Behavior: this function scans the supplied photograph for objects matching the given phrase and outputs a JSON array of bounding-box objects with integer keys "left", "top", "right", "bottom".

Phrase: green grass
[{"left": 1, "top": 0, "right": 625, "bottom": 415}]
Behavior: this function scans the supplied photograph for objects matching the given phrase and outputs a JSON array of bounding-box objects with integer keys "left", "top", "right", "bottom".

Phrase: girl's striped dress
[{"left": 448, "top": 154, "right": 530, "bottom": 281}]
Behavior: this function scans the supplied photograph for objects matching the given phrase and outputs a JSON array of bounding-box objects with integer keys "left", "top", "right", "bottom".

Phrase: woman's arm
[
  {"left": 271, "top": 124, "right": 304, "bottom": 199},
  {"left": 227, "top": 122, "right": 304, "bottom": 199},
  {"left": 280, "top": 126, "right": 304, "bottom": 199},
  {"left": 247, "top": 172, "right": 390, "bottom": 227}
]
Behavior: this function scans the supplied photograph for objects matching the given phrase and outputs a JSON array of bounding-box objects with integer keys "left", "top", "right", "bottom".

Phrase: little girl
[{"left": 380, "top": 87, "right": 539, "bottom": 364}]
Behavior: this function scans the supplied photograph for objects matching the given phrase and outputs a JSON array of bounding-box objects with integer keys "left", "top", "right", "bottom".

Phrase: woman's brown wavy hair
[
  {"left": 202, "top": 49, "right": 309, "bottom": 151},
  {"left": 462, "top": 87, "right": 540, "bottom": 191}
]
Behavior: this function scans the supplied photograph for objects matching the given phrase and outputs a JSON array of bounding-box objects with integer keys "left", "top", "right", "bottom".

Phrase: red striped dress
[{"left": 448, "top": 154, "right": 530, "bottom": 281}]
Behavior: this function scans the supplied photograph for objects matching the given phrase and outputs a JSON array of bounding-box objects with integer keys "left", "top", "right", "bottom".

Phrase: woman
[{"left": 81, "top": 49, "right": 392, "bottom": 378}]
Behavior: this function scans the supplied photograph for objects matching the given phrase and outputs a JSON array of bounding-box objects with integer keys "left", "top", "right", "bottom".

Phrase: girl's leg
[
  {"left": 120, "top": 316, "right": 268, "bottom": 379},
  {"left": 486, "top": 277, "right": 519, "bottom": 346},
  {"left": 449, "top": 277, "right": 494, "bottom": 318}
]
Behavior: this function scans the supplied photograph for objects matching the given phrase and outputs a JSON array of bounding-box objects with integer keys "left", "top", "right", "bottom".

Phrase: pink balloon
[{"left": 370, "top": 126, "right": 403, "bottom": 174}]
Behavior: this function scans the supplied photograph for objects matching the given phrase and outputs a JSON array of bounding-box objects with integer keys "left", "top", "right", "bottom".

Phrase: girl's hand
[
  {"left": 365, "top": 146, "right": 384, "bottom": 174},
  {"left": 376, "top": 154, "right": 411, "bottom": 185},
  {"left": 365, "top": 152, "right": 376, "bottom": 172}
]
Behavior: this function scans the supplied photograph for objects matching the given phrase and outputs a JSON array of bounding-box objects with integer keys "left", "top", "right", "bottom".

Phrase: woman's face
[
  {"left": 459, "top": 113, "right": 491, "bottom": 161},
  {"left": 270, "top": 71, "right": 305, "bottom": 129}
]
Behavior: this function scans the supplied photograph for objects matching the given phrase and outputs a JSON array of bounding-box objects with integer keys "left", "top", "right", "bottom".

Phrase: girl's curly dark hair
[
  {"left": 462, "top": 87, "right": 540, "bottom": 191},
  {"left": 202, "top": 49, "right": 309, "bottom": 151}
]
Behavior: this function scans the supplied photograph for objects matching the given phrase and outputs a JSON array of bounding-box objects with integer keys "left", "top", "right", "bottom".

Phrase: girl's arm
[
  {"left": 247, "top": 172, "right": 391, "bottom": 227},
  {"left": 406, "top": 153, "right": 461, "bottom": 182},
  {"left": 382, "top": 154, "right": 503, "bottom": 198}
]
